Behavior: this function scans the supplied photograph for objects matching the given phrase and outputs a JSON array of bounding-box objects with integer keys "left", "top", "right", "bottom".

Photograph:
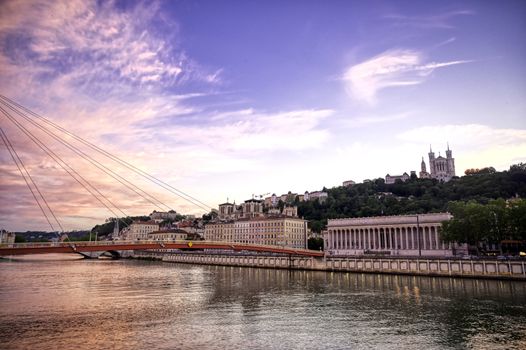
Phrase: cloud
[
  {"left": 346, "top": 111, "right": 413, "bottom": 127},
  {"left": 343, "top": 49, "right": 471, "bottom": 105},
  {"left": 0, "top": 0, "right": 220, "bottom": 102},
  {"left": 397, "top": 124, "right": 526, "bottom": 170},
  {"left": 383, "top": 10, "right": 475, "bottom": 29}
]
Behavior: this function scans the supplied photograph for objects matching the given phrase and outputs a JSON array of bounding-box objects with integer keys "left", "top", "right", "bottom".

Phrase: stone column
[
  {"left": 433, "top": 226, "right": 440, "bottom": 250},
  {"left": 406, "top": 227, "right": 410, "bottom": 250}
]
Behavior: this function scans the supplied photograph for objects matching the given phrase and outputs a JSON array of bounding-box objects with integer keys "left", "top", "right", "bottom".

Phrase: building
[
  {"left": 124, "top": 221, "right": 160, "bottom": 240},
  {"left": 0, "top": 229, "right": 15, "bottom": 244},
  {"left": 385, "top": 172, "right": 410, "bottom": 184},
  {"left": 325, "top": 213, "right": 467, "bottom": 257},
  {"left": 150, "top": 210, "right": 178, "bottom": 223},
  {"left": 205, "top": 216, "right": 308, "bottom": 249},
  {"left": 206, "top": 198, "right": 307, "bottom": 248},
  {"left": 306, "top": 191, "right": 328, "bottom": 203},
  {"left": 148, "top": 229, "right": 188, "bottom": 241},
  {"left": 218, "top": 202, "right": 236, "bottom": 220},
  {"left": 420, "top": 144, "right": 456, "bottom": 182},
  {"left": 343, "top": 180, "right": 356, "bottom": 187}
]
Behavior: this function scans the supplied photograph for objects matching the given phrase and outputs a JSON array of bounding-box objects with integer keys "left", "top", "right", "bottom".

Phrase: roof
[
  {"left": 132, "top": 220, "right": 158, "bottom": 225},
  {"left": 149, "top": 229, "right": 188, "bottom": 234}
]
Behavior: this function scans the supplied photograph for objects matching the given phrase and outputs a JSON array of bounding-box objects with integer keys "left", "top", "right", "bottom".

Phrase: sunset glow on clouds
[{"left": 0, "top": 0, "right": 525, "bottom": 231}]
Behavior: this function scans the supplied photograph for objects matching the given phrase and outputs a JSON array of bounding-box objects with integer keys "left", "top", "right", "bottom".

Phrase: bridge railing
[{"left": 0, "top": 240, "right": 321, "bottom": 255}]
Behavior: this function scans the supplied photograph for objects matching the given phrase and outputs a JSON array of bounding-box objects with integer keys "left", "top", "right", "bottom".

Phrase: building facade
[
  {"left": 124, "top": 221, "right": 160, "bottom": 240},
  {"left": 205, "top": 216, "right": 308, "bottom": 249},
  {"left": 326, "top": 213, "right": 466, "bottom": 257},
  {"left": 148, "top": 229, "right": 188, "bottom": 241},
  {"left": 385, "top": 172, "right": 410, "bottom": 184},
  {"left": 0, "top": 229, "right": 15, "bottom": 244},
  {"left": 150, "top": 210, "right": 178, "bottom": 222},
  {"left": 420, "top": 144, "right": 456, "bottom": 182}
]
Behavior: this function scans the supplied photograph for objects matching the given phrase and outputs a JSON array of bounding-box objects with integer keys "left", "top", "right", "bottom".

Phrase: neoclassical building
[
  {"left": 205, "top": 216, "right": 308, "bottom": 249},
  {"left": 326, "top": 213, "right": 466, "bottom": 257}
]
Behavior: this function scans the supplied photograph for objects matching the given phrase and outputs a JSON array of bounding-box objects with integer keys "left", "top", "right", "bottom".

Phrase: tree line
[{"left": 298, "top": 163, "right": 526, "bottom": 235}]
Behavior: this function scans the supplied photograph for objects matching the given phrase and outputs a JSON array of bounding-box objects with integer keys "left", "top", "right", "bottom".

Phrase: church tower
[
  {"left": 428, "top": 145, "right": 436, "bottom": 176},
  {"left": 445, "top": 143, "right": 455, "bottom": 178},
  {"left": 425, "top": 144, "right": 456, "bottom": 182},
  {"left": 419, "top": 157, "right": 430, "bottom": 179}
]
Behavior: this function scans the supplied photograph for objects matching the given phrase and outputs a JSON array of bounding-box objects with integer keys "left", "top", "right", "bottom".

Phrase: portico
[{"left": 326, "top": 213, "right": 465, "bottom": 257}]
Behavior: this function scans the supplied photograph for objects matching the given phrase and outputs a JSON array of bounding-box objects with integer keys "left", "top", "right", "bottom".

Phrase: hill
[{"left": 299, "top": 163, "right": 526, "bottom": 233}]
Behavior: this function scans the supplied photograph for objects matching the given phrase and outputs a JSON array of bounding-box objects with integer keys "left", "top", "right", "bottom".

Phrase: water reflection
[{"left": 0, "top": 259, "right": 525, "bottom": 350}]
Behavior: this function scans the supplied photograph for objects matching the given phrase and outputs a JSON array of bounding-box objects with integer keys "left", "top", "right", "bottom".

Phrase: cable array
[{"left": 0, "top": 94, "right": 213, "bottom": 232}]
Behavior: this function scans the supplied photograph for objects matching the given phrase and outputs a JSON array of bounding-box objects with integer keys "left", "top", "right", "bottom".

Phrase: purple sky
[{"left": 0, "top": 0, "right": 525, "bottom": 231}]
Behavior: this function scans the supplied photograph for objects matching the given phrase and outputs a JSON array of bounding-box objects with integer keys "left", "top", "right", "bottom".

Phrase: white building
[
  {"left": 385, "top": 172, "right": 410, "bottom": 184},
  {"left": 148, "top": 229, "right": 188, "bottom": 241},
  {"left": 205, "top": 216, "right": 308, "bottom": 249},
  {"left": 0, "top": 230, "right": 15, "bottom": 244},
  {"left": 306, "top": 191, "right": 328, "bottom": 203},
  {"left": 326, "top": 213, "right": 467, "bottom": 257},
  {"left": 125, "top": 221, "right": 160, "bottom": 240},
  {"left": 150, "top": 210, "right": 178, "bottom": 223},
  {"left": 420, "top": 144, "right": 456, "bottom": 182}
]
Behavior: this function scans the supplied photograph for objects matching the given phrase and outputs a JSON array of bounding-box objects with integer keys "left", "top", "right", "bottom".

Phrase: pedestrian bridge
[{"left": 0, "top": 240, "right": 324, "bottom": 258}]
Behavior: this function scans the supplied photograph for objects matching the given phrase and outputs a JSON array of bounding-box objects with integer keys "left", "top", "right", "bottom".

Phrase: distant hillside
[{"left": 299, "top": 163, "right": 526, "bottom": 232}]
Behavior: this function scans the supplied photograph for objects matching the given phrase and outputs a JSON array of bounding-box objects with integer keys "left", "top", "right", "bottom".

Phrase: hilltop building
[
  {"left": 420, "top": 144, "right": 456, "bottom": 182},
  {"left": 385, "top": 172, "right": 410, "bottom": 184},
  {"left": 385, "top": 145, "right": 456, "bottom": 184},
  {"left": 150, "top": 210, "right": 178, "bottom": 223}
]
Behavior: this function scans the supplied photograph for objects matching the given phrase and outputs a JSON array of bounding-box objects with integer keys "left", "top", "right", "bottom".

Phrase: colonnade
[{"left": 326, "top": 225, "right": 451, "bottom": 252}]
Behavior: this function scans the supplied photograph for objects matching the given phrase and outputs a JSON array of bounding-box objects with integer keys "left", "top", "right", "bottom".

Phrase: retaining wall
[{"left": 133, "top": 252, "right": 526, "bottom": 280}]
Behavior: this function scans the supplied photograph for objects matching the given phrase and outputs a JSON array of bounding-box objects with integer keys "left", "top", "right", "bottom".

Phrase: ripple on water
[{"left": 0, "top": 259, "right": 525, "bottom": 350}]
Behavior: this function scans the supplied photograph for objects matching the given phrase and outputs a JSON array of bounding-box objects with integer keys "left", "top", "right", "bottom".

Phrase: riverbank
[{"left": 133, "top": 251, "right": 526, "bottom": 281}]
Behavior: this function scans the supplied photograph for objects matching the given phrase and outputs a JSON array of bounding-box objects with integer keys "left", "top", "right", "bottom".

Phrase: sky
[{"left": 0, "top": 0, "right": 525, "bottom": 231}]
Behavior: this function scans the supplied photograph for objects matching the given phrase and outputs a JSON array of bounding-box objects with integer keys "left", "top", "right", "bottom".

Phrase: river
[{"left": 1, "top": 255, "right": 525, "bottom": 349}]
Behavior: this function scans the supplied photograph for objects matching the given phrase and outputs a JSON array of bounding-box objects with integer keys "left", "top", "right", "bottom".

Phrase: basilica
[{"left": 419, "top": 144, "right": 456, "bottom": 182}]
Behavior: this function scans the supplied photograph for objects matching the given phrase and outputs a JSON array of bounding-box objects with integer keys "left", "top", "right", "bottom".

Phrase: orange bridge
[{"left": 0, "top": 240, "right": 324, "bottom": 258}]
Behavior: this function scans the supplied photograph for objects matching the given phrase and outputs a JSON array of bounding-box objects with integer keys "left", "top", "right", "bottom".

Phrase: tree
[
  {"left": 308, "top": 237, "right": 324, "bottom": 251},
  {"left": 15, "top": 235, "right": 26, "bottom": 243}
]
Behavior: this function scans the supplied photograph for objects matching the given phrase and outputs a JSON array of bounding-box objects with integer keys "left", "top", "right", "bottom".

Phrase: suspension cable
[
  {"left": 0, "top": 94, "right": 213, "bottom": 212},
  {"left": 2, "top": 101, "right": 173, "bottom": 212},
  {"left": 0, "top": 106, "right": 130, "bottom": 224},
  {"left": 0, "top": 127, "right": 61, "bottom": 232}
]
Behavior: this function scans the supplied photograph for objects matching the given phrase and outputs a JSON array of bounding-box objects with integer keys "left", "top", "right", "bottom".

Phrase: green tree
[{"left": 307, "top": 237, "right": 324, "bottom": 251}]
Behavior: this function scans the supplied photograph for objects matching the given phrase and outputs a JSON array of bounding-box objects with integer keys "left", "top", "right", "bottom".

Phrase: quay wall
[{"left": 133, "top": 252, "right": 526, "bottom": 280}]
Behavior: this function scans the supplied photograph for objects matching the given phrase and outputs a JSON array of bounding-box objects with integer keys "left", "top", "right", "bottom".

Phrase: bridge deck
[{"left": 0, "top": 240, "right": 324, "bottom": 257}]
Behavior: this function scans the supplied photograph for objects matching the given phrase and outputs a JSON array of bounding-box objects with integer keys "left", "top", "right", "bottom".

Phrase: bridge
[{"left": 0, "top": 240, "right": 324, "bottom": 258}]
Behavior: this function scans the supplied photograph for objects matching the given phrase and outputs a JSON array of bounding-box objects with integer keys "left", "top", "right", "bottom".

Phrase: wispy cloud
[
  {"left": 343, "top": 49, "right": 471, "bottom": 105},
  {"left": 0, "top": 0, "right": 220, "bottom": 101},
  {"left": 384, "top": 10, "right": 475, "bottom": 29},
  {"left": 346, "top": 111, "right": 413, "bottom": 127}
]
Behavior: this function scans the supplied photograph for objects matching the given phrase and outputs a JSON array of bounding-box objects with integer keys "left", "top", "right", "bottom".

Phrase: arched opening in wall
[{"left": 99, "top": 250, "right": 121, "bottom": 259}]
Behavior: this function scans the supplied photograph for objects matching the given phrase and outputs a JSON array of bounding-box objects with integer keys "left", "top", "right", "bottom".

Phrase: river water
[{"left": 0, "top": 256, "right": 525, "bottom": 350}]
